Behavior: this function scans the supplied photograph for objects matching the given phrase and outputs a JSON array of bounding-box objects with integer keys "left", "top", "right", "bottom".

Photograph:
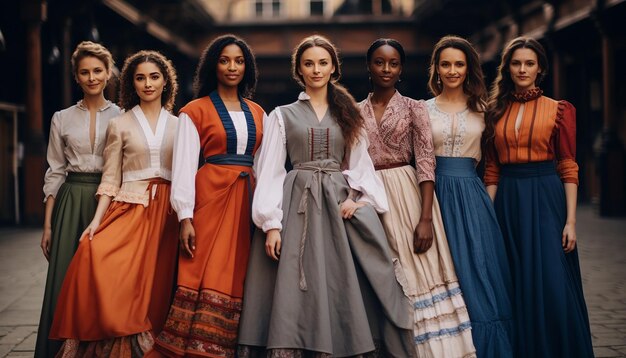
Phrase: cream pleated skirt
[{"left": 376, "top": 165, "right": 476, "bottom": 358}]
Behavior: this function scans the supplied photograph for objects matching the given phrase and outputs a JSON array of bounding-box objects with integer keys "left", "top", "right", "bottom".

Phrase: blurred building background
[{"left": 0, "top": 0, "right": 624, "bottom": 226}]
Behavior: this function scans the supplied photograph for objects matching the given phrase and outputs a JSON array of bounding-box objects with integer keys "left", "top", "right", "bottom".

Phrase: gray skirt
[{"left": 238, "top": 163, "right": 413, "bottom": 357}]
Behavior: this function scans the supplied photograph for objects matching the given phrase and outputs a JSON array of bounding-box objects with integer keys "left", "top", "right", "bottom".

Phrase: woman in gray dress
[{"left": 237, "top": 35, "right": 414, "bottom": 357}]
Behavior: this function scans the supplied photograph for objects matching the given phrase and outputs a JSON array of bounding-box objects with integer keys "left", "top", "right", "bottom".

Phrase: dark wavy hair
[
  {"left": 428, "top": 35, "right": 487, "bottom": 113},
  {"left": 292, "top": 35, "right": 363, "bottom": 147},
  {"left": 118, "top": 50, "right": 178, "bottom": 111},
  {"left": 484, "top": 37, "right": 548, "bottom": 143},
  {"left": 194, "top": 34, "right": 257, "bottom": 99}
]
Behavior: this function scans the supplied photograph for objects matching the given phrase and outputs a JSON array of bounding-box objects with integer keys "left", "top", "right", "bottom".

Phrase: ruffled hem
[
  {"left": 412, "top": 282, "right": 472, "bottom": 333},
  {"left": 113, "top": 190, "right": 150, "bottom": 207},
  {"left": 96, "top": 182, "right": 119, "bottom": 198},
  {"left": 56, "top": 331, "right": 154, "bottom": 358}
]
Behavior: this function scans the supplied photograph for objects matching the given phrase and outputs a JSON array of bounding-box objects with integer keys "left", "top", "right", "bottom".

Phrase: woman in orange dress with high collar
[
  {"left": 484, "top": 37, "right": 593, "bottom": 358},
  {"left": 152, "top": 34, "right": 265, "bottom": 357},
  {"left": 50, "top": 50, "right": 179, "bottom": 357}
]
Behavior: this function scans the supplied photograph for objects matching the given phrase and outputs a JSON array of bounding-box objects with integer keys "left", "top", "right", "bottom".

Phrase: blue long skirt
[
  {"left": 494, "top": 161, "right": 594, "bottom": 358},
  {"left": 435, "top": 157, "right": 514, "bottom": 358}
]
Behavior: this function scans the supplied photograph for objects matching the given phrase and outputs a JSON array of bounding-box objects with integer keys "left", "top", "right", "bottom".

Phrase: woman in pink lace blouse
[{"left": 358, "top": 38, "right": 476, "bottom": 357}]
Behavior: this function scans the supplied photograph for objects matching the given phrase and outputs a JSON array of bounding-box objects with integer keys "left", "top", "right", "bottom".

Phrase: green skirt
[{"left": 35, "top": 172, "right": 101, "bottom": 358}]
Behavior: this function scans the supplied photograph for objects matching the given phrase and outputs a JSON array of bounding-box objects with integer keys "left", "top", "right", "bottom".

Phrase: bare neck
[
  {"left": 139, "top": 100, "right": 162, "bottom": 121},
  {"left": 305, "top": 86, "right": 329, "bottom": 107},
  {"left": 217, "top": 85, "right": 240, "bottom": 103},
  {"left": 370, "top": 86, "right": 396, "bottom": 106},
  {"left": 82, "top": 93, "right": 107, "bottom": 111},
  {"left": 438, "top": 86, "right": 467, "bottom": 105}
]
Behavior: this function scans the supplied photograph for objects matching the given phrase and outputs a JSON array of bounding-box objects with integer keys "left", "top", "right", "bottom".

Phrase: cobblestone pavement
[{"left": 0, "top": 205, "right": 624, "bottom": 357}]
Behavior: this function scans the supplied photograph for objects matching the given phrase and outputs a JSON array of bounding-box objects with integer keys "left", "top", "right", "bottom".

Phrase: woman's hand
[
  {"left": 562, "top": 222, "right": 577, "bottom": 253},
  {"left": 80, "top": 219, "right": 101, "bottom": 241},
  {"left": 180, "top": 218, "right": 196, "bottom": 258},
  {"left": 40, "top": 228, "right": 52, "bottom": 260},
  {"left": 413, "top": 218, "right": 434, "bottom": 254},
  {"left": 340, "top": 198, "right": 366, "bottom": 219},
  {"left": 265, "top": 229, "right": 281, "bottom": 261}
]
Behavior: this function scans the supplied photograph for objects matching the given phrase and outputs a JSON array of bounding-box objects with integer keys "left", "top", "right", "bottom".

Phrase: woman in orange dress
[
  {"left": 49, "top": 50, "right": 180, "bottom": 357},
  {"left": 152, "top": 35, "right": 265, "bottom": 357}
]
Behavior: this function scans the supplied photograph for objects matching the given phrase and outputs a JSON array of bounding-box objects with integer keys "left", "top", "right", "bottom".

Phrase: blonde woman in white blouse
[
  {"left": 35, "top": 41, "right": 121, "bottom": 358},
  {"left": 49, "top": 50, "right": 179, "bottom": 357}
]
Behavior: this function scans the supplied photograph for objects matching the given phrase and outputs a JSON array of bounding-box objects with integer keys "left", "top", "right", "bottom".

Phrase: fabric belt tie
[
  {"left": 205, "top": 153, "right": 255, "bottom": 238},
  {"left": 293, "top": 160, "right": 341, "bottom": 291},
  {"left": 374, "top": 162, "right": 409, "bottom": 171},
  {"left": 204, "top": 154, "right": 254, "bottom": 167},
  {"left": 146, "top": 178, "right": 170, "bottom": 205}
]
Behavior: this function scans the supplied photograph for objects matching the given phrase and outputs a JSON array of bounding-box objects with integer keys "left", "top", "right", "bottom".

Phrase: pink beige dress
[{"left": 359, "top": 91, "right": 476, "bottom": 358}]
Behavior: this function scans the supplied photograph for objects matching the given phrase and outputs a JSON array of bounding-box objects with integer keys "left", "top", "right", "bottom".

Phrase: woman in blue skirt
[
  {"left": 484, "top": 37, "right": 594, "bottom": 357},
  {"left": 426, "top": 35, "right": 514, "bottom": 358}
]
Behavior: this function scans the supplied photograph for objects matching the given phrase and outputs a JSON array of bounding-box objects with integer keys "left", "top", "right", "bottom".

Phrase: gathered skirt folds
[
  {"left": 375, "top": 165, "right": 476, "bottom": 358},
  {"left": 154, "top": 164, "right": 255, "bottom": 357},
  {"left": 35, "top": 172, "right": 102, "bottom": 358},
  {"left": 434, "top": 157, "right": 514, "bottom": 358},
  {"left": 494, "top": 161, "right": 594, "bottom": 358},
  {"left": 49, "top": 180, "right": 178, "bottom": 357},
  {"left": 238, "top": 161, "right": 414, "bottom": 357}
]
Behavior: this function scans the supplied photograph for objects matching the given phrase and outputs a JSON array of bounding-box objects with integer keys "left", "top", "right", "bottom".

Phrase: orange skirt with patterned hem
[
  {"left": 50, "top": 180, "right": 178, "bottom": 349},
  {"left": 153, "top": 287, "right": 242, "bottom": 357},
  {"left": 153, "top": 164, "right": 253, "bottom": 358}
]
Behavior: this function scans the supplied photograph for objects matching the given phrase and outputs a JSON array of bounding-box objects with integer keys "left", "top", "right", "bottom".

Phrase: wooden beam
[{"left": 101, "top": 0, "right": 199, "bottom": 58}]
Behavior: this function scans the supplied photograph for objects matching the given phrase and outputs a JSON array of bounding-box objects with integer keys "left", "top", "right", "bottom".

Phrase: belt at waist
[
  {"left": 435, "top": 157, "right": 477, "bottom": 178},
  {"left": 204, "top": 154, "right": 253, "bottom": 167},
  {"left": 66, "top": 172, "right": 102, "bottom": 184},
  {"left": 500, "top": 161, "right": 556, "bottom": 178},
  {"left": 374, "top": 162, "right": 410, "bottom": 171},
  {"left": 293, "top": 160, "right": 341, "bottom": 172}
]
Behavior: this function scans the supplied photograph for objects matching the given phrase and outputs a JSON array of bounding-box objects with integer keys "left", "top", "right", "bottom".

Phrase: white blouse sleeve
[
  {"left": 170, "top": 112, "right": 200, "bottom": 221},
  {"left": 43, "top": 112, "right": 67, "bottom": 201},
  {"left": 252, "top": 108, "right": 287, "bottom": 232},
  {"left": 342, "top": 129, "right": 389, "bottom": 213}
]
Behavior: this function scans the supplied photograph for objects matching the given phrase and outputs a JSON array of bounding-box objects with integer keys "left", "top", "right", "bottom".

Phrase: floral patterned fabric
[{"left": 358, "top": 91, "right": 435, "bottom": 184}]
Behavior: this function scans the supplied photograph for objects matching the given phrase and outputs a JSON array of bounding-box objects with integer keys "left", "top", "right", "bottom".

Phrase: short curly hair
[
  {"left": 70, "top": 41, "right": 114, "bottom": 79},
  {"left": 194, "top": 34, "right": 258, "bottom": 99},
  {"left": 118, "top": 50, "right": 178, "bottom": 111}
]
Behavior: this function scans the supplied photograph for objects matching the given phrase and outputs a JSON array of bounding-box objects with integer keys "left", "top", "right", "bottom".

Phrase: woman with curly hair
[
  {"left": 35, "top": 40, "right": 121, "bottom": 358},
  {"left": 49, "top": 50, "right": 180, "bottom": 357},
  {"left": 426, "top": 35, "right": 513, "bottom": 357},
  {"left": 484, "top": 37, "right": 593, "bottom": 357},
  {"left": 238, "top": 35, "right": 413, "bottom": 357},
  {"left": 152, "top": 34, "right": 266, "bottom": 357}
]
